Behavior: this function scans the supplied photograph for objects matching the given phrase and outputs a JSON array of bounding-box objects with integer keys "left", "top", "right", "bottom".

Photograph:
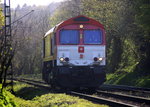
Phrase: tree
[
  {"left": 50, "top": 0, "right": 82, "bottom": 26},
  {"left": 0, "top": 0, "right": 14, "bottom": 89},
  {"left": 11, "top": 3, "right": 60, "bottom": 75},
  {"left": 0, "top": 0, "right": 4, "bottom": 27},
  {"left": 134, "top": 0, "right": 150, "bottom": 73}
]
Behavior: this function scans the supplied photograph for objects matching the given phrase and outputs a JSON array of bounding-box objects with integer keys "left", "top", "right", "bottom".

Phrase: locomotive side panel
[{"left": 42, "top": 32, "right": 56, "bottom": 82}]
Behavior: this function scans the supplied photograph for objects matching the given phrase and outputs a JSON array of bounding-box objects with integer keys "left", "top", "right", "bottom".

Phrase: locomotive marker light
[
  {"left": 79, "top": 24, "right": 84, "bottom": 28},
  {"left": 60, "top": 57, "right": 64, "bottom": 62},
  {"left": 94, "top": 57, "right": 103, "bottom": 62}
]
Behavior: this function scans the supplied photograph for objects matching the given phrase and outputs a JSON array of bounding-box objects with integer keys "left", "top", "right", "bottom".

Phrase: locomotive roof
[{"left": 44, "top": 15, "right": 104, "bottom": 37}]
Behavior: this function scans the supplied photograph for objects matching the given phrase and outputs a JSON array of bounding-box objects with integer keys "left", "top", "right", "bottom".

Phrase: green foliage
[
  {"left": 0, "top": 85, "right": 17, "bottom": 107},
  {"left": 13, "top": 83, "right": 49, "bottom": 100},
  {"left": 11, "top": 4, "right": 53, "bottom": 75},
  {"left": 135, "top": 0, "right": 150, "bottom": 34},
  {"left": 50, "top": 0, "right": 82, "bottom": 27},
  {"left": 106, "top": 72, "right": 150, "bottom": 88},
  {"left": 1, "top": 82, "right": 108, "bottom": 107},
  {"left": 134, "top": 0, "right": 150, "bottom": 73},
  {"left": 117, "top": 38, "right": 139, "bottom": 73},
  {"left": 0, "top": 1, "right": 4, "bottom": 28},
  {"left": 9, "top": 82, "right": 108, "bottom": 107}
]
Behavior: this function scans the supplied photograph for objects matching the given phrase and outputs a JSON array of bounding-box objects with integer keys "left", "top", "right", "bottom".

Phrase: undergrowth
[
  {"left": 105, "top": 38, "right": 150, "bottom": 88},
  {"left": 0, "top": 84, "right": 16, "bottom": 107},
  {"left": 1, "top": 83, "right": 108, "bottom": 107},
  {"left": 105, "top": 71, "right": 150, "bottom": 88}
]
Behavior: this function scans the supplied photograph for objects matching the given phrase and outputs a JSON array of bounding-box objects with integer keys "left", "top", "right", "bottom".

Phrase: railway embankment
[{"left": 105, "top": 71, "right": 150, "bottom": 88}]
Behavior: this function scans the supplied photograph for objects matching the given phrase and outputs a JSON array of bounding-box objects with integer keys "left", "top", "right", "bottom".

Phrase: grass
[
  {"left": 105, "top": 71, "right": 150, "bottom": 88},
  {"left": 13, "top": 82, "right": 50, "bottom": 100},
  {"left": 0, "top": 84, "right": 17, "bottom": 107},
  {"left": 0, "top": 82, "right": 108, "bottom": 107}
]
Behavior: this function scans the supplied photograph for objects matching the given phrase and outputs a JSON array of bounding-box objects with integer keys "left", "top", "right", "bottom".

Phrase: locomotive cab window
[
  {"left": 84, "top": 29, "right": 102, "bottom": 44},
  {"left": 60, "top": 30, "right": 79, "bottom": 44}
]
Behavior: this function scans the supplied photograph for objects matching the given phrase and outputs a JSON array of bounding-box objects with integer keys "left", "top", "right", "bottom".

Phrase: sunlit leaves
[
  {"left": 135, "top": 0, "right": 150, "bottom": 34},
  {"left": 0, "top": 0, "right": 4, "bottom": 28},
  {"left": 50, "top": 0, "right": 82, "bottom": 27}
]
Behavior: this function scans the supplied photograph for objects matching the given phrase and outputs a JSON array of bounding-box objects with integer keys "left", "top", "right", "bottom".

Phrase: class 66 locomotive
[{"left": 42, "top": 15, "right": 106, "bottom": 90}]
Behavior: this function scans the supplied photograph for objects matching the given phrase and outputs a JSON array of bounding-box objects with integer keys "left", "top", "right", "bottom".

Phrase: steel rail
[
  {"left": 12, "top": 78, "right": 134, "bottom": 106},
  {"left": 101, "top": 84, "right": 150, "bottom": 94},
  {"left": 102, "top": 84, "right": 150, "bottom": 91},
  {"left": 69, "top": 91, "right": 135, "bottom": 107},
  {"left": 13, "top": 78, "right": 50, "bottom": 89},
  {"left": 96, "top": 90, "right": 150, "bottom": 106},
  {"left": 20, "top": 78, "right": 47, "bottom": 84},
  {"left": 13, "top": 78, "right": 150, "bottom": 107},
  {"left": 13, "top": 78, "right": 131, "bottom": 106}
]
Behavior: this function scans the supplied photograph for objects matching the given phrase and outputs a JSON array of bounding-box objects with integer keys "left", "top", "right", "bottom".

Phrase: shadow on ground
[{"left": 15, "top": 87, "right": 50, "bottom": 100}]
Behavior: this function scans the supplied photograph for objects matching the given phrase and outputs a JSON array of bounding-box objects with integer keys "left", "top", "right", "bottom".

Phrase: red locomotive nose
[{"left": 78, "top": 46, "right": 84, "bottom": 53}]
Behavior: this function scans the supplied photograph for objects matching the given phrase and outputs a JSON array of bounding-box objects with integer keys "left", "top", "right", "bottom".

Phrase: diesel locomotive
[{"left": 42, "top": 15, "right": 106, "bottom": 89}]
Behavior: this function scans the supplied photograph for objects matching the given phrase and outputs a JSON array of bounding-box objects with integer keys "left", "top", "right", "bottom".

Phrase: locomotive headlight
[
  {"left": 98, "top": 57, "right": 103, "bottom": 61},
  {"left": 60, "top": 57, "right": 64, "bottom": 62}
]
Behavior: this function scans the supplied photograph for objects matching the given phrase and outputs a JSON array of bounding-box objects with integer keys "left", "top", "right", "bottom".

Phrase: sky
[{"left": 1, "top": 0, "right": 64, "bottom": 8}]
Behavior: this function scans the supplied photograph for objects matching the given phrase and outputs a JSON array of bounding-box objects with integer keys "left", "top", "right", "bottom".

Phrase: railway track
[
  {"left": 95, "top": 90, "right": 150, "bottom": 107},
  {"left": 12, "top": 78, "right": 150, "bottom": 107},
  {"left": 69, "top": 91, "right": 135, "bottom": 107},
  {"left": 15, "top": 78, "right": 47, "bottom": 84},
  {"left": 100, "top": 84, "right": 150, "bottom": 99},
  {"left": 12, "top": 78, "right": 50, "bottom": 89},
  {"left": 101, "top": 84, "right": 150, "bottom": 93}
]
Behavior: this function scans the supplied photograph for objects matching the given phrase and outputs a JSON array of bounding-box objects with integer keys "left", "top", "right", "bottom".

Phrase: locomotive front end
[
  {"left": 55, "top": 16, "right": 106, "bottom": 88},
  {"left": 43, "top": 15, "right": 106, "bottom": 89}
]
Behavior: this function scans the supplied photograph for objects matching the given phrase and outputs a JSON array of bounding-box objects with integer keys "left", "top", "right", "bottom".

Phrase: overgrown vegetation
[
  {"left": 0, "top": 1, "right": 3, "bottom": 27},
  {"left": 0, "top": 85, "right": 16, "bottom": 107},
  {"left": 1, "top": 83, "right": 108, "bottom": 107},
  {"left": 106, "top": 73, "right": 150, "bottom": 88}
]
